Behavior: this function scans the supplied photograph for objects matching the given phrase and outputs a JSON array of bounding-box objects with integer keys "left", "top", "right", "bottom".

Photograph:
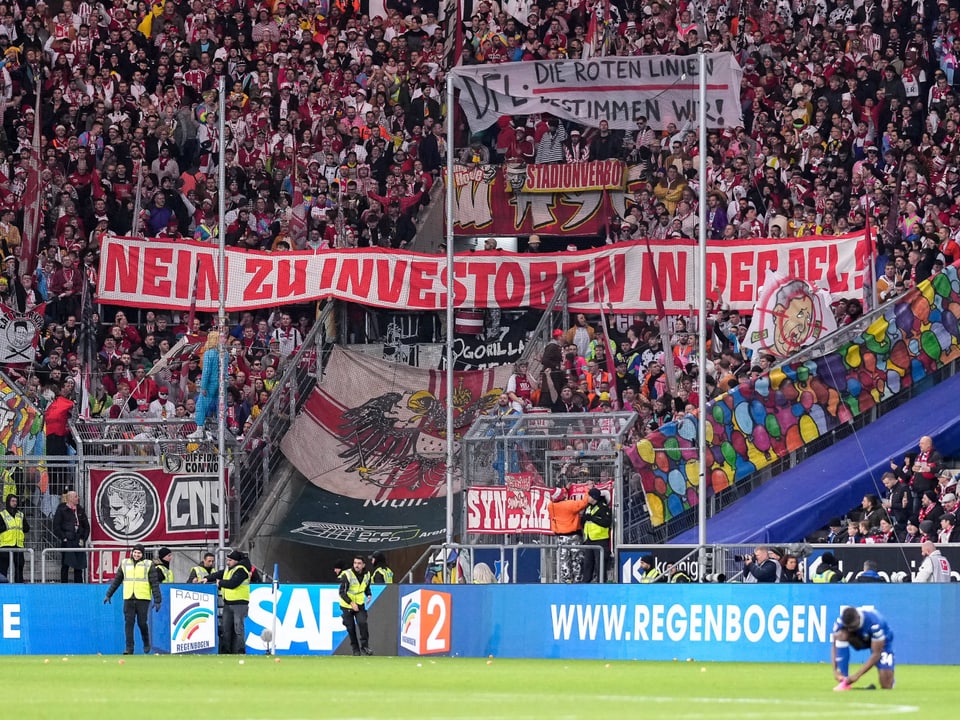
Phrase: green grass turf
[{"left": 4, "top": 655, "right": 953, "bottom": 719}]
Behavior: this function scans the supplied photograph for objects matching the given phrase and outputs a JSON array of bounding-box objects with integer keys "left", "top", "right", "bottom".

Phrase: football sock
[{"left": 835, "top": 641, "right": 850, "bottom": 677}]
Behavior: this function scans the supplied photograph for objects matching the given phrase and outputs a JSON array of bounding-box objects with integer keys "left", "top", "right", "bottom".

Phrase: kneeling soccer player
[{"left": 831, "top": 606, "right": 895, "bottom": 690}]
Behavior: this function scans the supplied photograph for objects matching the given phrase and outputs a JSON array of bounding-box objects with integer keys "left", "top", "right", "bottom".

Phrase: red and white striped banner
[{"left": 96, "top": 233, "right": 868, "bottom": 314}]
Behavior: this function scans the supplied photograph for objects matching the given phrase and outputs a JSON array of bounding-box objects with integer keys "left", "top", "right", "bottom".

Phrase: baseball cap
[
  {"left": 941, "top": 493, "right": 957, "bottom": 504},
  {"left": 552, "top": 329, "right": 564, "bottom": 338}
]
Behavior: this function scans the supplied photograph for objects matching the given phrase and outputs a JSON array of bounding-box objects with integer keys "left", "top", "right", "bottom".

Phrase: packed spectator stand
[{"left": 0, "top": 0, "right": 958, "bottom": 573}]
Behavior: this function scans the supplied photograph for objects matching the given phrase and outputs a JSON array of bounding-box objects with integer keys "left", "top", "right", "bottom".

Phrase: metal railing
[
  {"left": 233, "top": 304, "right": 336, "bottom": 540},
  {"left": 71, "top": 418, "right": 239, "bottom": 460},
  {"left": 40, "top": 544, "right": 226, "bottom": 584},
  {"left": 402, "top": 542, "right": 607, "bottom": 584},
  {"left": 516, "top": 277, "right": 568, "bottom": 384},
  {"left": 0, "top": 548, "right": 35, "bottom": 583}
]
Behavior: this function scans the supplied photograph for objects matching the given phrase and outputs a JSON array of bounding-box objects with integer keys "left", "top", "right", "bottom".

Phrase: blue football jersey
[{"left": 833, "top": 607, "right": 894, "bottom": 648}]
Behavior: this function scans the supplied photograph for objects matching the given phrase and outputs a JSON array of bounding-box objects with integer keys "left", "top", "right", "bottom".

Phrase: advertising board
[
  {"left": 243, "top": 584, "right": 386, "bottom": 655},
  {"left": 398, "top": 584, "right": 960, "bottom": 665}
]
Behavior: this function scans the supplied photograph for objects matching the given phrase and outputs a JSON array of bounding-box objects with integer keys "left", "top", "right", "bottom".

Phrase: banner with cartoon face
[
  {"left": 89, "top": 464, "right": 227, "bottom": 544},
  {"left": 741, "top": 270, "right": 837, "bottom": 358},
  {"left": 0, "top": 304, "right": 45, "bottom": 364}
]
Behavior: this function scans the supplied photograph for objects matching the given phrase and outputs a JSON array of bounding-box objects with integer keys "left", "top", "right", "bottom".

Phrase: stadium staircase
[{"left": 232, "top": 304, "right": 337, "bottom": 564}]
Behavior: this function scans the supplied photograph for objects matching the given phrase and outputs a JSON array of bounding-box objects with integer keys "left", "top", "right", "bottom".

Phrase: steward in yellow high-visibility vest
[
  {"left": 155, "top": 547, "right": 175, "bottom": 582},
  {"left": 812, "top": 552, "right": 842, "bottom": 583},
  {"left": 188, "top": 552, "right": 216, "bottom": 583},
  {"left": 369, "top": 551, "right": 394, "bottom": 584},
  {"left": 206, "top": 550, "right": 252, "bottom": 654},
  {"left": 339, "top": 555, "right": 373, "bottom": 656},
  {"left": 1, "top": 469, "right": 16, "bottom": 505},
  {"left": 637, "top": 555, "right": 663, "bottom": 583},
  {"left": 103, "top": 544, "right": 162, "bottom": 655},
  {"left": 0, "top": 493, "right": 28, "bottom": 583},
  {"left": 582, "top": 488, "right": 612, "bottom": 583}
]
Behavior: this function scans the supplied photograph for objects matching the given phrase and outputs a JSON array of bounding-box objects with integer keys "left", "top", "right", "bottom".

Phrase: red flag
[
  {"left": 597, "top": 303, "right": 620, "bottom": 400},
  {"left": 20, "top": 89, "right": 42, "bottom": 274},
  {"left": 186, "top": 258, "right": 202, "bottom": 332},
  {"left": 289, "top": 137, "right": 308, "bottom": 246},
  {"left": 583, "top": 10, "right": 598, "bottom": 59},
  {"left": 644, "top": 239, "right": 677, "bottom": 394},
  {"left": 862, "top": 196, "right": 876, "bottom": 310}
]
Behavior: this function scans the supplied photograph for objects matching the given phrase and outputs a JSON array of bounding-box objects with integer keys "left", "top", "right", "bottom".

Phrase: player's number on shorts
[{"left": 880, "top": 652, "right": 893, "bottom": 667}]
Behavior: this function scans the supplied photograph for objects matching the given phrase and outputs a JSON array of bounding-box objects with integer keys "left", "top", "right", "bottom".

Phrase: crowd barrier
[{"left": 2, "top": 584, "right": 958, "bottom": 664}]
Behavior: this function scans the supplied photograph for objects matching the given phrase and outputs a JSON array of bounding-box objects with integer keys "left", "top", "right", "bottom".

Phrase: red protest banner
[
  {"left": 89, "top": 464, "right": 227, "bottom": 545},
  {"left": 453, "top": 163, "right": 616, "bottom": 235},
  {"left": 466, "top": 481, "right": 614, "bottom": 535},
  {"left": 522, "top": 160, "right": 626, "bottom": 193},
  {"left": 96, "top": 233, "right": 867, "bottom": 314}
]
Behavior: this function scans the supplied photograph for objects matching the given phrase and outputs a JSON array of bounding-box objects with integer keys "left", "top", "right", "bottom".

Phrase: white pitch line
[{"left": 301, "top": 692, "right": 920, "bottom": 719}]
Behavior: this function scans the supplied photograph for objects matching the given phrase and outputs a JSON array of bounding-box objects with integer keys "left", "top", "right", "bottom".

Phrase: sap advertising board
[
  {"left": 398, "top": 585, "right": 960, "bottom": 665},
  {"left": 243, "top": 585, "right": 386, "bottom": 655}
]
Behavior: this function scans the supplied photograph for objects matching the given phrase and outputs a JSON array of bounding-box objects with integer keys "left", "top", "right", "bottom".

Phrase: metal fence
[
  {"left": 2, "top": 455, "right": 82, "bottom": 582},
  {"left": 402, "top": 542, "right": 607, "bottom": 584},
  {"left": 461, "top": 412, "right": 637, "bottom": 550}
]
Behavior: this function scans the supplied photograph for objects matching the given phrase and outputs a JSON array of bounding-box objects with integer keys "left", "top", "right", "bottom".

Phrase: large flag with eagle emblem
[{"left": 281, "top": 347, "right": 512, "bottom": 500}]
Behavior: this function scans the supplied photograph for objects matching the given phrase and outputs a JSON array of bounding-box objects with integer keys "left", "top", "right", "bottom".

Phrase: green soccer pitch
[{"left": 4, "top": 655, "right": 949, "bottom": 719}]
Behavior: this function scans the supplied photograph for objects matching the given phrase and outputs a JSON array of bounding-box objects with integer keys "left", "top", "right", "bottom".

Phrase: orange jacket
[{"left": 548, "top": 496, "right": 589, "bottom": 535}]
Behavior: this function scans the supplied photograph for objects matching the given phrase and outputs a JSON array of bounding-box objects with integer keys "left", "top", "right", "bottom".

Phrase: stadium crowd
[
  {"left": 0, "top": 0, "right": 953, "bottom": 405},
  {"left": 0, "top": 0, "right": 956, "bottom": 579}
]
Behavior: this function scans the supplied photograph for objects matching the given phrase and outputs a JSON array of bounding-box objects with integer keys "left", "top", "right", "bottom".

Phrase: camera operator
[{"left": 742, "top": 546, "right": 780, "bottom": 583}]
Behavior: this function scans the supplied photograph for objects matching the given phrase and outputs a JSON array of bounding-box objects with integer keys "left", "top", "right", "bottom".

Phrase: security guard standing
[
  {"left": 369, "top": 551, "right": 394, "bottom": 584},
  {"left": 188, "top": 552, "right": 216, "bottom": 583},
  {"left": 206, "top": 550, "right": 251, "bottom": 654},
  {"left": 812, "top": 552, "right": 842, "bottom": 583},
  {"left": 0, "top": 467, "right": 16, "bottom": 504},
  {"left": 0, "top": 493, "right": 28, "bottom": 582},
  {"left": 339, "top": 555, "right": 373, "bottom": 655},
  {"left": 155, "top": 547, "right": 175, "bottom": 583},
  {"left": 581, "top": 488, "right": 612, "bottom": 583},
  {"left": 104, "top": 544, "right": 162, "bottom": 654}
]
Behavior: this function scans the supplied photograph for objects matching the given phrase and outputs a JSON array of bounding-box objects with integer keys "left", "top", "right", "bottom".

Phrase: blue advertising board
[
  {"left": 0, "top": 585, "right": 218, "bottom": 655},
  {"left": 399, "top": 584, "right": 960, "bottom": 665},
  {"left": 244, "top": 584, "right": 385, "bottom": 655},
  {"left": 0, "top": 585, "right": 126, "bottom": 655}
]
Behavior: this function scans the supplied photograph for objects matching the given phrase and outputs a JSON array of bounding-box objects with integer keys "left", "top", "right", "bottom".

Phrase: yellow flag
[{"left": 137, "top": 1, "right": 166, "bottom": 39}]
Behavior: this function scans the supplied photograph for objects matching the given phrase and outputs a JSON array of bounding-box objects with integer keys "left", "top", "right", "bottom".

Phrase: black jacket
[
  {"left": 52, "top": 502, "right": 89, "bottom": 546},
  {"left": 744, "top": 558, "right": 779, "bottom": 583}
]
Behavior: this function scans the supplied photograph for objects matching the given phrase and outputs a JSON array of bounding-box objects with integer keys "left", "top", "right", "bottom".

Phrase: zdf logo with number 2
[{"left": 400, "top": 589, "right": 451, "bottom": 655}]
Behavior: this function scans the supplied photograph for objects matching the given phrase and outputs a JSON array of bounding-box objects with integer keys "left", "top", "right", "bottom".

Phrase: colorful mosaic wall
[{"left": 627, "top": 265, "right": 960, "bottom": 526}]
